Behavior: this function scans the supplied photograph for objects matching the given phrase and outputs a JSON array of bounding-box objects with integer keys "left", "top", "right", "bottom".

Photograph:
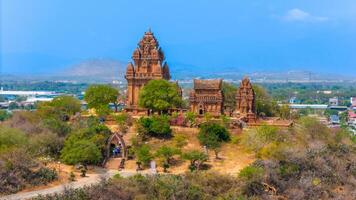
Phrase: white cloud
[{"left": 283, "top": 9, "right": 328, "bottom": 22}]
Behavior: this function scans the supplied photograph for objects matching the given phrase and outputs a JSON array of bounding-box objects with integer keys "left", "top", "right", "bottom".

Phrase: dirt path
[{"left": 0, "top": 170, "right": 138, "bottom": 200}]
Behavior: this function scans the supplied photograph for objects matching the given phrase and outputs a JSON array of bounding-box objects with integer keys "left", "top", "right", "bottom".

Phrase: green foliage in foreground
[
  {"left": 0, "top": 149, "right": 58, "bottom": 195},
  {"left": 32, "top": 172, "right": 244, "bottom": 200}
]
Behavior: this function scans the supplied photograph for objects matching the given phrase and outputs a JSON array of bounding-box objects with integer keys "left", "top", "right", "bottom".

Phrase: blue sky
[{"left": 1, "top": 0, "right": 356, "bottom": 75}]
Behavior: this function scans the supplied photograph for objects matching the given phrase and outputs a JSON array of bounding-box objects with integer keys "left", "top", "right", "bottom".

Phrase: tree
[
  {"left": 324, "top": 109, "right": 338, "bottom": 118},
  {"left": 138, "top": 79, "right": 182, "bottom": 114},
  {"left": 37, "top": 95, "right": 81, "bottom": 121},
  {"left": 60, "top": 139, "right": 102, "bottom": 165},
  {"left": 134, "top": 145, "right": 153, "bottom": 169},
  {"left": 8, "top": 102, "right": 19, "bottom": 110},
  {"left": 60, "top": 118, "right": 111, "bottom": 165},
  {"left": 114, "top": 112, "right": 132, "bottom": 134},
  {"left": 222, "top": 82, "right": 238, "bottom": 115},
  {"left": 277, "top": 104, "right": 291, "bottom": 120},
  {"left": 42, "top": 118, "right": 71, "bottom": 136},
  {"left": 253, "top": 85, "right": 278, "bottom": 117},
  {"left": 156, "top": 145, "right": 180, "bottom": 172},
  {"left": 182, "top": 150, "right": 208, "bottom": 171},
  {"left": 184, "top": 111, "right": 197, "bottom": 127},
  {"left": 15, "top": 96, "right": 27, "bottom": 102},
  {"left": 197, "top": 122, "right": 230, "bottom": 159},
  {"left": 137, "top": 115, "right": 172, "bottom": 138},
  {"left": 84, "top": 85, "right": 119, "bottom": 117},
  {"left": 0, "top": 110, "right": 11, "bottom": 121},
  {"left": 0, "top": 126, "right": 27, "bottom": 152},
  {"left": 173, "top": 134, "right": 188, "bottom": 148}
]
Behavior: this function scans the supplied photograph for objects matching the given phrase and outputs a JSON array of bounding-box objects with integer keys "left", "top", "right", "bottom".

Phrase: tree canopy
[
  {"left": 60, "top": 139, "right": 102, "bottom": 165},
  {"left": 222, "top": 82, "right": 238, "bottom": 113},
  {"left": 253, "top": 84, "right": 278, "bottom": 117},
  {"left": 198, "top": 122, "right": 230, "bottom": 158},
  {"left": 84, "top": 84, "right": 119, "bottom": 116},
  {"left": 138, "top": 79, "right": 182, "bottom": 113},
  {"left": 37, "top": 95, "right": 81, "bottom": 121},
  {"left": 137, "top": 115, "right": 172, "bottom": 138}
]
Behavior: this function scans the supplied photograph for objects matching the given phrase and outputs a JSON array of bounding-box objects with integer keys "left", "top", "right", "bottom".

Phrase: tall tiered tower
[
  {"left": 125, "top": 30, "right": 170, "bottom": 112},
  {"left": 235, "top": 77, "right": 256, "bottom": 123}
]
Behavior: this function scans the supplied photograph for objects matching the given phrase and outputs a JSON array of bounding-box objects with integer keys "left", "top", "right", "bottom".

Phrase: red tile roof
[{"left": 349, "top": 111, "right": 356, "bottom": 119}]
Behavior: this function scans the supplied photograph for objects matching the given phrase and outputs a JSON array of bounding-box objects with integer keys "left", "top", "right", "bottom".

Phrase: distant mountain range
[
  {"left": 59, "top": 59, "right": 127, "bottom": 82},
  {"left": 1, "top": 58, "right": 355, "bottom": 83}
]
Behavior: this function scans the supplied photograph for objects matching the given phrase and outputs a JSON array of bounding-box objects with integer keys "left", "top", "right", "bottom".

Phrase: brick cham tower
[{"left": 125, "top": 30, "right": 171, "bottom": 114}]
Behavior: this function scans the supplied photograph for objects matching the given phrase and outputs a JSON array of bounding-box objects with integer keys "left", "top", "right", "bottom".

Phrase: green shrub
[
  {"left": 137, "top": 115, "right": 172, "bottom": 138},
  {"left": 60, "top": 139, "right": 102, "bottom": 165},
  {"left": 173, "top": 134, "right": 188, "bottom": 148},
  {"left": 0, "top": 110, "right": 11, "bottom": 121},
  {"left": 182, "top": 150, "right": 208, "bottom": 171},
  {"left": 30, "top": 167, "right": 58, "bottom": 186},
  {"left": 135, "top": 145, "right": 153, "bottom": 167},
  {"left": 240, "top": 125, "right": 279, "bottom": 153},
  {"left": 155, "top": 145, "right": 181, "bottom": 165},
  {"left": 0, "top": 126, "right": 27, "bottom": 152},
  {"left": 238, "top": 166, "right": 264, "bottom": 181},
  {"left": 198, "top": 122, "right": 230, "bottom": 158},
  {"left": 279, "top": 162, "right": 300, "bottom": 178}
]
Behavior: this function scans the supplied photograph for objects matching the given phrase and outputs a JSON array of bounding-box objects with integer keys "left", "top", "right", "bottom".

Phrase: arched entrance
[{"left": 102, "top": 132, "right": 127, "bottom": 167}]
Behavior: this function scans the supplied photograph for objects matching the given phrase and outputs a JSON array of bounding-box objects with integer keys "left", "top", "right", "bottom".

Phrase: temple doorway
[{"left": 199, "top": 104, "right": 204, "bottom": 115}]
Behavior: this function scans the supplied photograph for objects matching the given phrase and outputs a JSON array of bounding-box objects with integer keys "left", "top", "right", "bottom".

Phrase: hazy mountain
[
  {"left": 1, "top": 58, "right": 354, "bottom": 83},
  {"left": 59, "top": 59, "right": 127, "bottom": 81}
]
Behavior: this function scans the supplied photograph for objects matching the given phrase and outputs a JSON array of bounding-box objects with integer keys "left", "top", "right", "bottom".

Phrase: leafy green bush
[
  {"left": 184, "top": 111, "right": 197, "bottom": 127},
  {"left": 172, "top": 134, "right": 188, "bottom": 148},
  {"left": 240, "top": 124, "right": 279, "bottom": 153},
  {"left": 238, "top": 166, "right": 264, "bottom": 181},
  {"left": 60, "top": 119, "right": 111, "bottom": 165},
  {"left": 60, "top": 139, "right": 102, "bottom": 165},
  {"left": 114, "top": 112, "right": 132, "bottom": 133},
  {"left": 29, "top": 167, "right": 58, "bottom": 186},
  {"left": 0, "top": 110, "right": 11, "bottom": 121},
  {"left": 0, "top": 126, "right": 27, "bottom": 152},
  {"left": 134, "top": 145, "right": 153, "bottom": 167},
  {"left": 28, "top": 132, "right": 64, "bottom": 158},
  {"left": 182, "top": 150, "right": 208, "bottom": 171},
  {"left": 198, "top": 122, "right": 230, "bottom": 158},
  {"left": 37, "top": 95, "right": 81, "bottom": 121},
  {"left": 137, "top": 115, "right": 172, "bottom": 138},
  {"left": 155, "top": 145, "right": 181, "bottom": 165},
  {"left": 42, "top": 118, "right": 71, "bottom": 136}
]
